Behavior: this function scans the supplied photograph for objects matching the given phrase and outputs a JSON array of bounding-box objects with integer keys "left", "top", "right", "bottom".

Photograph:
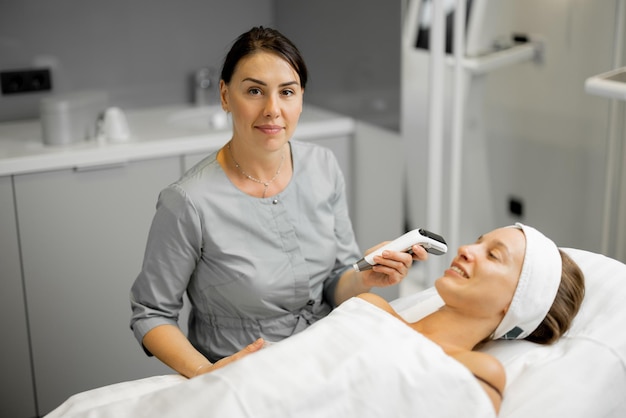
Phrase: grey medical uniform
[{"left": 130, "top": 141, "right": 361, "bottom": 362}]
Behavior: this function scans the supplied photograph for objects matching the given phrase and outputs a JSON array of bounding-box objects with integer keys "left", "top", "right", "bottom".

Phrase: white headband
[{"left": 493, "top": 223, "right": 562, "bottom": 340}]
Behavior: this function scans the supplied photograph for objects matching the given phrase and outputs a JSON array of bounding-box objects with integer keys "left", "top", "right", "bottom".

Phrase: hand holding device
[{"left": 353, "top": 228, "right": 447, "bottom": 272}]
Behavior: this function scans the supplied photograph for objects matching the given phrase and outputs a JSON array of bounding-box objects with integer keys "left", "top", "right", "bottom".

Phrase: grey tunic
[{"left": 130, "top": 141, "right": 361, "bottom": 362}]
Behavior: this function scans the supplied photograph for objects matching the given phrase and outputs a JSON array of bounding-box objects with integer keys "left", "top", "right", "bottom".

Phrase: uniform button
[{"left": 272, "top": 199, "right": 279, "bottom": 204}]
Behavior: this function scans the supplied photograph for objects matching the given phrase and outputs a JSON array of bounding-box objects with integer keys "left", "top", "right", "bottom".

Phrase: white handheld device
[{"left": 353, "top": 228, "right": 447, "bottom": 272}]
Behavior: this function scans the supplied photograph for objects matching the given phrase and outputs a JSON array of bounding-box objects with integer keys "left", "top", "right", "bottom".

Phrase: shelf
[{"left": 585, "top": 67, "right": 626, "bottom": 101}]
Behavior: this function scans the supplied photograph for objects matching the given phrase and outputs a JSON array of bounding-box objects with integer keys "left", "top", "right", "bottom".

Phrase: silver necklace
[{"left": 227, "top": 141, "right": 285, "bottom": 198}]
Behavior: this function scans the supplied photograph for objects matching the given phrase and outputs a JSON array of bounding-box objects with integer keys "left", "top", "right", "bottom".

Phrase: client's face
[{"left": 435, "top": 227, "right": 526, "bottom": 318}]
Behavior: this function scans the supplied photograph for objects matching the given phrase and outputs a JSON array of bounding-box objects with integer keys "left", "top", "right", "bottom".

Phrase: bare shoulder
[
  {"left": 454, "top": 350, "right": 505, "bottom": 391},
  {"left": 356, "top": 293, "right": 401, "bottom": 318},
  {"left": 452, "top": 351, "right": 505, "bottom": 411}
]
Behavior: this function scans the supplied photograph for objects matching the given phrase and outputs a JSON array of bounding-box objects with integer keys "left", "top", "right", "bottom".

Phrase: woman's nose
[{"left": 263, "top": 94, "right": 280, "bottom": 118}]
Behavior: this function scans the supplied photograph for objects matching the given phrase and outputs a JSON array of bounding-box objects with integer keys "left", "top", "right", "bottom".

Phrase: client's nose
[{"left": 457, "top": 244, "right": 475, "bottom": 262}]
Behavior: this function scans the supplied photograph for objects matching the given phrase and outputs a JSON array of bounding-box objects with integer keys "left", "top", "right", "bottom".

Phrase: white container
[
  {"left": 40, "top": 91, "right": 108, "bottom": 146},
  {"left": 102, "top": 107, "right": 131, "bottom": 143}
]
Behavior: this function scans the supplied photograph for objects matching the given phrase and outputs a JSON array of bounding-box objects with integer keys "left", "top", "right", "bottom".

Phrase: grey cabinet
[
  {"left": 0, "top": 176, "right": 37, "bottom": 418},
  {"left": 13, "top": 157, "right": 181, "bottom": 415}
]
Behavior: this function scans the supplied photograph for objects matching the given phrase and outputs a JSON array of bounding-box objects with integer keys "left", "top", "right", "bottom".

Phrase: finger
[
  {"left": 371, "top": 261, "right": 408, "bottom": 281},
  {"left": 211, "top": 339, "right": 264, "bottom": 372},
  {"left": 232, "top": 338, "right": 264, "bottom": 359},
  {"left": 245, "top": 338, "right": 265, "bottom": 353},
  {"left": 411, "top": 245, "right": 429, "bottom": 261},
  {"left": 396, "top": 254, "right": 411, "bottom": 271},
  {"left": 375, "top": 249, "right": 405, "bottom": 262},
  {"left": 371, "top": 261, "right": 402, "bottom": 278},
  {"left": 370, "top": 268, "right": 403, "bottom": 286}
]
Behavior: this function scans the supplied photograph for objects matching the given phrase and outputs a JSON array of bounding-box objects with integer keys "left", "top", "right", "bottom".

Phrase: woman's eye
[
  {"left": 281, "top": 89, "right": 295, "bottom": 97},
  {"left": 488, "top": 252, "right": 499, "bottom": 260},
  {"left": 248, "top": 87, "right": 262, "bottom": 96}
]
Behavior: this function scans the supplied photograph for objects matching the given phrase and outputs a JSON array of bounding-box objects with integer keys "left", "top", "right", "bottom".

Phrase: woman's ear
[{"left": 220, "top": 80, "right": 229, "bottom": 112}]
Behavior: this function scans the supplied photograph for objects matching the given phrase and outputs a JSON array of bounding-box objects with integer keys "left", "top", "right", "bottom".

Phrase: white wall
[
  {"left": 480, "top": 0, "right": 622, "bottom": 254},
  {"left": 402, "top": 0, "right": 625, "bottom": 270}
]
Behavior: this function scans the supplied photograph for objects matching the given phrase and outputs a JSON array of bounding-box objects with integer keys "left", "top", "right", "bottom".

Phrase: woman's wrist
[
  {"left": 335, "top": 269, "right": 370, "bottom": 305},
  {"left": 353, "top": 269, "right": 372, "bottom": 292},
  {"left": 192, "top": 362, "right": 213, "bottom": 377}
]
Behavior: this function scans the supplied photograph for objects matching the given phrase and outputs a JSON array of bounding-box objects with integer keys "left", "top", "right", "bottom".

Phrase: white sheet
[
  {"left": 47, "top": 248, "right": 626, "bottom": 418},
  {"left": 48, "top": 297, "right": 495, "bottom": 418}
]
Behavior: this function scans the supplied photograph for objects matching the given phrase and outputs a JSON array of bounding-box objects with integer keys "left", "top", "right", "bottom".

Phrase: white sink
[{"left": 166, "top": 105, "right": 228, "bottom": 131}]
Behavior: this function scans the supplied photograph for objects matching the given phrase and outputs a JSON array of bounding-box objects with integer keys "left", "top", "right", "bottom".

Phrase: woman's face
[
  {"left": 220, "top": 51, "right": 304, "bottom": 152},
  {"left": 435, "top": 227, "right": 526, "bottom": 318}
]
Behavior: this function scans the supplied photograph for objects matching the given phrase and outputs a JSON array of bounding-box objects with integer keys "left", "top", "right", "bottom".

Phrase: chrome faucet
[{"left": 194, "top": 67, "right": 218, "bottom": 107}]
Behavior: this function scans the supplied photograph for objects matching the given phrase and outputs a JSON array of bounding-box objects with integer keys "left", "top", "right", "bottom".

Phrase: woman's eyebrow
[
  {"left": 242, "top": 77, "right": 266, "bottom": 85},
  {"left": 242, "top": 77, "right": 298, "bottom": 87}
]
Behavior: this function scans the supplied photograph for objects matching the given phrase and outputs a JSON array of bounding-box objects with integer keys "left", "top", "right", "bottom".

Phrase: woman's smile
[
  {"left": 446, "top": 264, "right": 469, "bottom": 279},
  {"left": 256, "top": 124, "right": 284, "bottom": 135}
]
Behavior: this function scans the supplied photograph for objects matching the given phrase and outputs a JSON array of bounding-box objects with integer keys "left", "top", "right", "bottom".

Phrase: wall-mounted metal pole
[
  {"left": 449, "top": 0, "right": 467, "bottom": 258},
  {"left": 427, "top": 0, "right": 446, "bottom": 280}
]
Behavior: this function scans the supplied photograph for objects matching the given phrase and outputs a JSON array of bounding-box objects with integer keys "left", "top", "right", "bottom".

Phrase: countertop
[{"left": 0, "top": 104, "right": 355, "bottom": 176}]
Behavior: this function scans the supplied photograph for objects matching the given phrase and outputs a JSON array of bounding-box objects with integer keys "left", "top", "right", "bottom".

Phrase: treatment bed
[{"left": 46, "top": 248, "right": 626, "bottom": 417}]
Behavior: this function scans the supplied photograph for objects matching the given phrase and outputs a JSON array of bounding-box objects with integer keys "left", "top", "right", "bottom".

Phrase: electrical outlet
[
  {"left": 1, "top": 68, "right": 52, "bottom": 95},
  {"left": 508, "top": 196, "right": 524, "bottom": 218}
]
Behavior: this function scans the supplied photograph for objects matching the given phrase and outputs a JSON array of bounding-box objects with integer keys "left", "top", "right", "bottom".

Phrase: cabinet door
[
  {"left": 14, "top": 157, "right": 181, "bottom": 415},
  {"left": 0, "top": 176, "right": 37, "bottom": 418}
]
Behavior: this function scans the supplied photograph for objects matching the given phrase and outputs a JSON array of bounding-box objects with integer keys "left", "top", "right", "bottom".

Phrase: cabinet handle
[{"left": 73, "top": 160, "right": 129, "bottom": 172}]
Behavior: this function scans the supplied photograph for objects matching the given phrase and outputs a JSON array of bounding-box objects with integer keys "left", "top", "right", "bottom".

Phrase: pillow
[
  {"left": 489, "top": 248, "right": 626, "bottom": 417},
  {"left": 559, "top": 248, "right": 626, "bottom": 358}
]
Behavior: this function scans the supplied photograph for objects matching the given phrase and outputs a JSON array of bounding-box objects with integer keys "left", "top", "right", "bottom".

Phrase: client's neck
[{"left": 411, "top": 307, "right": 499, "bottom": 352}]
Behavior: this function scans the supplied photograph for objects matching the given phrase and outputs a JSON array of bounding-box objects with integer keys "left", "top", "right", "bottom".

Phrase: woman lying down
[{"left": 47, "top": 223, "right": 584, "bottom": 418}]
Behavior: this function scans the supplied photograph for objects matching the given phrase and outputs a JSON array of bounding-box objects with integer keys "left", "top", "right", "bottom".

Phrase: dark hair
[
  {"left": 220, "top": 26, "right": 308, "bottom": 89},
  {"left": 525, "top": 250, "right": 586, "bottom": 345}
]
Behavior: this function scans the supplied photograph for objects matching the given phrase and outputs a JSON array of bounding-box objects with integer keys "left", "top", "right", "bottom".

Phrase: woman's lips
[{"left": 256, "top": 125, "right": 283, "bottom": 135}]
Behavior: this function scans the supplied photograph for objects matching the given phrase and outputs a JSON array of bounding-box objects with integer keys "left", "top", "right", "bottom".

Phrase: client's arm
[{"left": 452, "top": 351, "right": 504, "bottom": 414}]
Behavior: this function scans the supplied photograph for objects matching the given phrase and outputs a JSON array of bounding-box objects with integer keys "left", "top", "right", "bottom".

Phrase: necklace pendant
[{"left": 227, "top": 141, "right": 285, "bottom": 198}]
